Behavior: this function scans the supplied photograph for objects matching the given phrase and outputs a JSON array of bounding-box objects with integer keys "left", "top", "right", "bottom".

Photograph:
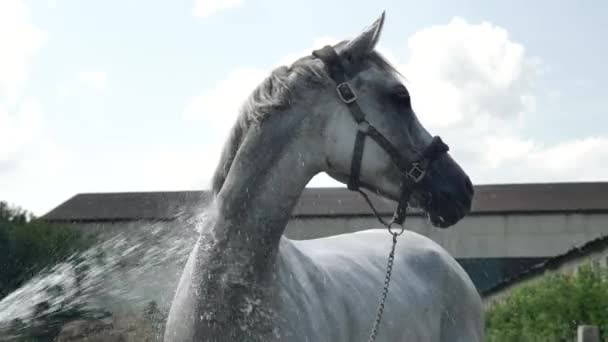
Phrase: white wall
[{"left": 285, "top": 213, "right": 608, "bottom": 259}]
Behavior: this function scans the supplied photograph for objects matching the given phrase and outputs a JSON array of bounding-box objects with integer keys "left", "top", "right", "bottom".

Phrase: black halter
[{"left": 312, "top": 46, "right": 449, "bottom": 225}]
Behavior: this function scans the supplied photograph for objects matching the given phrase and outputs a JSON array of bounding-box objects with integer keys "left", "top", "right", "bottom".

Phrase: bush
[
  {"left": 486, "top": 264, "right": 608, "bottom": 341},
  {"left": 0, "top": 201, "right": 90, "bottom": 298}
]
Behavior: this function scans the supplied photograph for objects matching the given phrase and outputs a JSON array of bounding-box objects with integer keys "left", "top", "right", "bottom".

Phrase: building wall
[
  {"left": 285, "top": 213, "right": 608, "bottom": 259},
  {"left": 285, "top": 212, "right": 608, "bottom": 292},
  {"left": 59, "top": 212, "right": 608, "bottom": 260},
  {"left": 59, "top": 211, "right": 608, "bottom": 303}
]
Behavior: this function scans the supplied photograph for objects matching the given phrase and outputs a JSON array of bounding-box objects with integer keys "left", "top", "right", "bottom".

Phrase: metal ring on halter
[{"left": 387, "top": 220, "right": 405, "bottom": 236}]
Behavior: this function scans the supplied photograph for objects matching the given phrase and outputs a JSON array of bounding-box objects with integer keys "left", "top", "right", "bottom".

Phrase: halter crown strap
[
  {"left": 313, "top": 46, "right": 370, "bottom": 190},
  {"left": 312, "top": 46, "right": 366, "bottom": 123}
]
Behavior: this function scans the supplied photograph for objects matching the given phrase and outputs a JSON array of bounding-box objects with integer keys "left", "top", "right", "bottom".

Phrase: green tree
[
  {"left": 0, "top": 201, "right": 89, "bottom": 298},
  {"left": 486, "top": 264, "right": 608, "bottom": 342}
]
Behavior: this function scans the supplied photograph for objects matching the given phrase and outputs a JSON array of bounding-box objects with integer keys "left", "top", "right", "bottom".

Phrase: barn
[
  {"left": 43, "top": 182, "right": 608, "bottom": 294},
  {"left": 483, "top": 233, "right": 608, "bottom": 305}
]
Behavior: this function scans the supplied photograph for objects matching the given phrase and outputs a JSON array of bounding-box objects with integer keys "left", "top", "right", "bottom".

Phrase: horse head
[{"left": 295, "top": 13, "right": 474, "bottom": 228}]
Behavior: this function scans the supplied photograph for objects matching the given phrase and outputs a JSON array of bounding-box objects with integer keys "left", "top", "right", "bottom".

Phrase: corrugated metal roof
[
  {"left": 43, "top": 191, "right": 209, "bottom": 222},
  {"left": 482, "top": 233, "right": 608, "bottom": 297},
  {"left": 42, "top": 182, "right": 608, "bottom": 222},
  {"left": 471, "top": 182, "right": 608, "bottom": 214}
]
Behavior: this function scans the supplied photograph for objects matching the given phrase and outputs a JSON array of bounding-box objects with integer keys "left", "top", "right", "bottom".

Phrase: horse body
[
  {"left": 275, "top": 231, "right": 482, "bottom": 342},
  {"left": 165, "top": 228, "right": 482, "bottom": 342},
  {"left": 165, "top": 12, "right": 483, "bottom": 341}
]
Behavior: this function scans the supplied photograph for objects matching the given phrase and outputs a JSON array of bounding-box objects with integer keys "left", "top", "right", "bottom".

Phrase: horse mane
[
  {"left": 210, "top": 49, "right": 399, "bottom": 195},
  {"left": 210, "top": 61, "right": 323, "bottom": 195}
]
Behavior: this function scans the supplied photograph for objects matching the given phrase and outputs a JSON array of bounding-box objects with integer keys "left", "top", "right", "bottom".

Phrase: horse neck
[{"left": 208, "top": 114, "right": 318, "bottom": 279}]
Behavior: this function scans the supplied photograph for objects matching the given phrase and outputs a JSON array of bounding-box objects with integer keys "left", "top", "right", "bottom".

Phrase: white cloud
[
  {"left": 392, "top": 18, "right": 608, "bottom": 184},
  {"left": 0, "top": 0, "right": 70, "bottom": 213},
  {"left": 178, "top": 37, "right": 345, "bottom": 190},
  {"left": 0, "top": 97, "right": 70, "bottom": 214},
  {"left": 525, "top": 138, "right": 608, "bottom": 180},
  {"left": 78, "top": 71, "right": 108, "bottom": 91},
  {"left": 402, "top": 17, "right": 541, "bottom": 131},
  {"left": 0, "top": 99, "right": 44, "bottom": 169},
  {"left": 56, "top": 83, "right": 71, "bottom": 97},
  {"left": 184, "top": 36, "right": 340, "bottom": 129},
  {"left": 133, "top": 146, "right": 221, "bottom": 191},
  {"left": 193, "top": 0, "right": 243, "bottom": 18},
  {"left": 0, "top": 0, "right": 51, "bottom": 171},
  {"left": 184, "top": 68, "right": 266, "bottom": 134},
  {"left": 180, "top": 16, "right": 608, "bottom": 195},
  {"left": 465, "top": 136, "right": 608, "bottom": 184},
  {"left": 0, "top": 0, "right": 48, "bottom": 103},
  {"left": 479, "top": 136, "right": 536, "bottom": 169}
]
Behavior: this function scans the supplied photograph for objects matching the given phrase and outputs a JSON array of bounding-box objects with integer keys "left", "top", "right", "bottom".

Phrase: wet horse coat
[{"left": 164, "top": 13, "right": 483, "bottom": 342}]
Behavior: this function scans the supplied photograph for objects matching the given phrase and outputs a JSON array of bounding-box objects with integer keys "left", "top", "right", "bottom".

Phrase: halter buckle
[
  {"left": 336, "top": 82, "right": 357, "bottom": 104},
  {"left": 406, "top": 163, "right": 426, "bottom": 183},
  {"left": 357, "top": 121, "right": 370, "bottom": 133}
]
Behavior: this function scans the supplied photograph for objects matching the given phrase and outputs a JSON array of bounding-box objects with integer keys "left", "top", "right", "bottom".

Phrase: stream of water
[{"left": 0, "top": 211, "right": 208, "bottom": 340}]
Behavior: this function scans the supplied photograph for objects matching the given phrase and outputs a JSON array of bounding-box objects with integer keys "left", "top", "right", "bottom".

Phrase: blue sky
[{"left": 1, "top": 0, "right": 607, "bottom": 214}]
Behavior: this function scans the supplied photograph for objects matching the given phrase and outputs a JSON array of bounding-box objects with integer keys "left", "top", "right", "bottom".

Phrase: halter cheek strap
[{"left": 312, "top": 45, "right": 449, "bottom": 225}]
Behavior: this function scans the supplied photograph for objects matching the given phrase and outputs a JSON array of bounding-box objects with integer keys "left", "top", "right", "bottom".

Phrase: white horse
[{"left": 165, "top": 13, "right": 483, "bottom": 342}]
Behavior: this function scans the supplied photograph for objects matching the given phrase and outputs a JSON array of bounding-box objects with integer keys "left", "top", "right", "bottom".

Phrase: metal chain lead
[
  {"left": 354, "top": 189, "right": 407, "bottom": 342},
  {"left": 367, "top": 231, "right": 399, "bottom": 342}
]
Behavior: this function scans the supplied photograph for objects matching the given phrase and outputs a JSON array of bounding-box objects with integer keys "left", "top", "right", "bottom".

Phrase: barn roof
[
  {"left": 42, "top": 191, "right": 209, "bottom": 222},
  {"left": 42, "top": 182, "right": 608, "bottom": 222},
  {"left": 482, "top": 233, "right": 608, "bottom": 297}
]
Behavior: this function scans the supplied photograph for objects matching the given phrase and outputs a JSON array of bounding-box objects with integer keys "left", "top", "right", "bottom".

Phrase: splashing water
[{"left": 0, "top": 208, "right": 215, "bottom": 340}]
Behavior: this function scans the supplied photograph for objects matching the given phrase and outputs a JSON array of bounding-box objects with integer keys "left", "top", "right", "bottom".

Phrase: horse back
[{"left": 277, "top": 229, "right": 482, "bottom": 341}]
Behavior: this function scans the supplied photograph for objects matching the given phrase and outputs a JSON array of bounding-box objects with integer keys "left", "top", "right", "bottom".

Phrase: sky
[{"left": 1, "top": 0, "right": 608, "bottom": 215}]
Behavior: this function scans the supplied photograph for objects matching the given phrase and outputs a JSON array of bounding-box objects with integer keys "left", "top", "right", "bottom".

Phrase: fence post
[{"left": 577, "top": 325, "right": 599, "bottom": 342}]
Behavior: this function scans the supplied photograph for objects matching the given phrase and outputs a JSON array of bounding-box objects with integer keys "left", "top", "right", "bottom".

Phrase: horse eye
[{"left": 391, "top": 86, "right": 411, "bottom": 107}]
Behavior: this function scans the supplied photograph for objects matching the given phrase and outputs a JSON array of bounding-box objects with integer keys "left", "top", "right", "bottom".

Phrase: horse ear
[{"left": 343, "top": 11, "right": 385, "bottom": 63}]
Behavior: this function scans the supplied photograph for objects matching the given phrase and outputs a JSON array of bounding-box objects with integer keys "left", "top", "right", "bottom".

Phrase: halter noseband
[{"left": 312, "top": 45, "right": 449, "bottom": 225}]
